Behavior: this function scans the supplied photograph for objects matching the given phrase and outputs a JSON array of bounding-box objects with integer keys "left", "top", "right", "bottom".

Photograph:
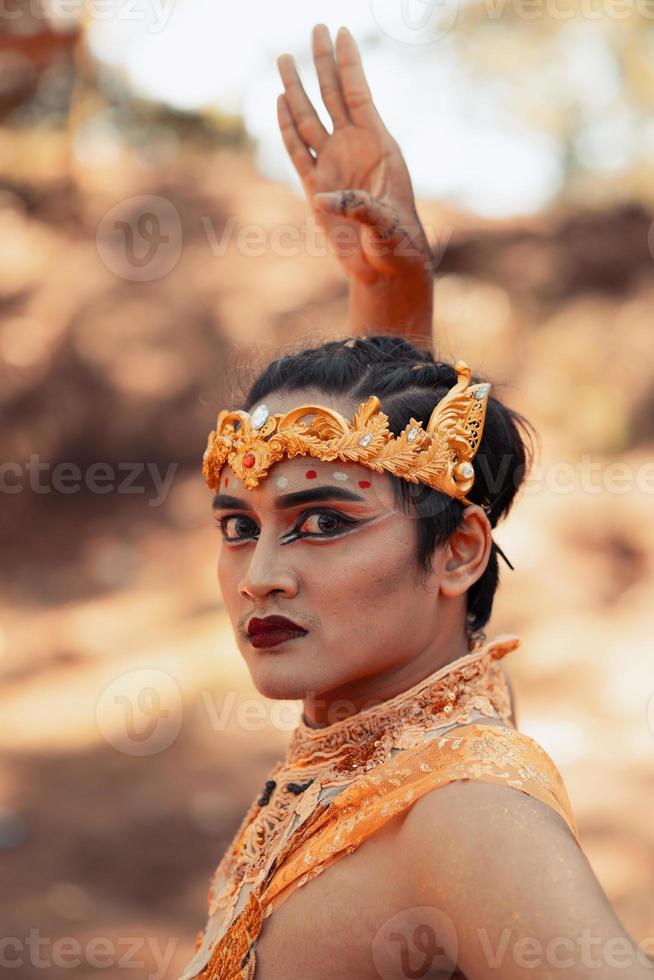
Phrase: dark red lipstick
[{"left": 247, "top": 615, "right": 308, "bottom": 650}]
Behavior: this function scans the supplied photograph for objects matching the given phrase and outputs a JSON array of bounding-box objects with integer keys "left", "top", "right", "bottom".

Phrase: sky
[{"left": 83, "top": 0, "right": 621, "bottom": 218}]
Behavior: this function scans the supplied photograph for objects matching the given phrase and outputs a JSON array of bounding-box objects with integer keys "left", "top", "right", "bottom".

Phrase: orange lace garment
[{"left": 178, "top": 635, "right": 580, "bottom": 980}]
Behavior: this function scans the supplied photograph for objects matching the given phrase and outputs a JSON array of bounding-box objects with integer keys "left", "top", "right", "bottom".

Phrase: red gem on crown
[{"left": 243, "top": 453, "right": 256, "bottom": 469}]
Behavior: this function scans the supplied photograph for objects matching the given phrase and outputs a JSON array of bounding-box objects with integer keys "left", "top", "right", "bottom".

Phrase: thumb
[{"left": 312, "top": 189, "right": 397, "bottom": 232}]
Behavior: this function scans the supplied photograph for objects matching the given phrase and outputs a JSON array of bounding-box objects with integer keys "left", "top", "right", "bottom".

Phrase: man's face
[{"left": 213, "top": 389, "right": 450, "bottom": 716}]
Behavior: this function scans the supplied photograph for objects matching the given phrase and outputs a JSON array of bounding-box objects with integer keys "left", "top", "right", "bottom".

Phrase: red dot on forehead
[
  {"left": 306, "top": 470, "right": 317, "bottom": 479},
  {"left": 224, "top": 476, "right": 229, "bottom": 487},
  {"left": 358, "top": 480, "right": 371, "bottom": 489}
]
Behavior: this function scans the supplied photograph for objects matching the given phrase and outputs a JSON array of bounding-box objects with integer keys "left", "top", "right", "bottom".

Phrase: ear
[{"left": 439, "top": 505, "right": 492, "bottom": 599}]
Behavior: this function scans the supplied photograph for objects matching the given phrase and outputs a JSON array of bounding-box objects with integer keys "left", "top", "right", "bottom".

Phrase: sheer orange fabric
[
  {"left": 263, "top": 722, "right": 579, "bottom": 916},
  {"left": 178, "top": 636, "right": 581, "bottom": 980}
]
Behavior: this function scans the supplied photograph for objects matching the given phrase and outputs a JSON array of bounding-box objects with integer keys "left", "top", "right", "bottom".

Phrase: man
[{"left": 178, "top": 25, "right": 653, "bottom": 980}]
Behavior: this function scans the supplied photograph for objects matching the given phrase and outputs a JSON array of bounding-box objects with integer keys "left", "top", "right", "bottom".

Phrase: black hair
[{"left": 241, "top": 335, "right": 536, "bottom": 637}]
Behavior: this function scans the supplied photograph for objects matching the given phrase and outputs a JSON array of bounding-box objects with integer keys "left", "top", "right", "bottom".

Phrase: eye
[
  {"left": 213, "top": 508, "right": 356, "bottom": 544},
  {"left": 297, "top": 511, "right": 351, "bottom": 536},
  {"left": 215, "top": 515, "right": 259, "bottom": 542}
]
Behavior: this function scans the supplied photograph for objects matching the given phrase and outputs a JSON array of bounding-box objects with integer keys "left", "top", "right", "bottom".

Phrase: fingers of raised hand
[
  {"left": 311, "top": 23, "right": 349, "bottom": 129},
  {"left": 334, "top": 26, "right": 383, "bottom": 130},
  {"left": 277, "top": 53, "right": 329, "bottom": 153},
  {"left": 277, "top": 94, "right": 314, "bottom": 179}
]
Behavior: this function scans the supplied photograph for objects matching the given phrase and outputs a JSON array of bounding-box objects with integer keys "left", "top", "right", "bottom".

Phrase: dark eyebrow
[{"left": 212, "top": 485, "right": 366, "bottom": 512}]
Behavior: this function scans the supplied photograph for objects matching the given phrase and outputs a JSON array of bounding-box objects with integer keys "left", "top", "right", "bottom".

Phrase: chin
[
  {"left": 243, "top": 650, "right": 313, "bottom": 701},
  {"left": 249, "top": 669, "right": 310, "bottom": 702}
]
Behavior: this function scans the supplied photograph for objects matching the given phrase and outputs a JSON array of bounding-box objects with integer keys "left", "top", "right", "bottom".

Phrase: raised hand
[{"left": 277, "top": 24, "right": 434, "bottom": 340}]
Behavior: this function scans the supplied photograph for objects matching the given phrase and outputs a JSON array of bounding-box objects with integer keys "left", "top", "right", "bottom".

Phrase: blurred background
[{"left": 1, "top": 1, "right": 653, "bottom": 976}]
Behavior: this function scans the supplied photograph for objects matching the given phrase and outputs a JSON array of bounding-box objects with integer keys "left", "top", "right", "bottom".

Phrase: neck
[{"left": 301, "top": 623, "right": 473, "bottom": 729}]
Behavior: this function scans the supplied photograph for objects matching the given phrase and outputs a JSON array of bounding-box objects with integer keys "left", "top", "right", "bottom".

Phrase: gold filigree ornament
[{"left": 202, "top": 360, "right": 490, "bottom": 503}]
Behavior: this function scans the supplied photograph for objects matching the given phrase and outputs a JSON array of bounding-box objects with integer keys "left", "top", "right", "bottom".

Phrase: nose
[{"left": 237, "top": 533, "right": 299, "bottom": 602}]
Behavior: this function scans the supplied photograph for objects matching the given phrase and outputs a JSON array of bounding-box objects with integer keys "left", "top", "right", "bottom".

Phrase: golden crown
[{"left": 202, "top": 360, "right": 490, "bottom": 503}]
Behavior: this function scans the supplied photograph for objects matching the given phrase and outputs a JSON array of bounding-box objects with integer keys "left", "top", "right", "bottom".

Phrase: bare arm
[
  {"left": 400, "top": 780, "right": 653, "bottom": 979},
  {"left": 276, "top": 24, "right": 434, "bottom": 346}
]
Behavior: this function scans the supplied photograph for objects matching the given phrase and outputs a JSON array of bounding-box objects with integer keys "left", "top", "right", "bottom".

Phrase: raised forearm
[
  {"left": 277, "top": 26, "right": 436, "bottom": 348},
  {"left": 349, "top": 268, "right": 434, "bottom": 347}
]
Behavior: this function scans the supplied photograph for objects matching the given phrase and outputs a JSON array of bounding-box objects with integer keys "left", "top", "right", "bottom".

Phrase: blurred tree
[
  {"left": 0, "top": 4, "right": 79, "bottom": 122},
  {"left": 451, "top": 7, "right": 654, "bottom": 204},
  {"left": 0, "top": 5, "right": 250, "bottom": 152}
]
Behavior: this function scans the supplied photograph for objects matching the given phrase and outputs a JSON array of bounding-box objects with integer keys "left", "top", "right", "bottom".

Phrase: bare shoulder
[
  {"left": 396, "top": 778, "right": 654, "bottom": 979},
  {"left": 398, "top": 716, "right": 577, "bottom": 849},
  {"left": 393, "top": 716, "right": 583, "bottom": 904},
  {"left": 398, "top": 776, "right": 580, "bottom": 881}
]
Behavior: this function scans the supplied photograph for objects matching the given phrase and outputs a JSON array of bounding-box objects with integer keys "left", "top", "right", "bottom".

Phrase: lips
[
  {"left": 247, "top": 615, "right": 308, "bottom": 650},
  {"left": 247, "top": 615, "right": 307, "bottom": 636}
]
